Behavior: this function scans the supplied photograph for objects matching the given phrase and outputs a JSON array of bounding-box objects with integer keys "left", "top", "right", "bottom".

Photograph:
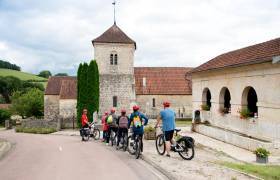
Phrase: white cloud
[{"left": 0, "top": 0, "right": 279, "bottom": 74}]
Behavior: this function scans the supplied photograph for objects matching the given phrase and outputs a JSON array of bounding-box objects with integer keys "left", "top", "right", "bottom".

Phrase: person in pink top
[{"left": 101, "top": 112, "right": 109, "bottom": 142}]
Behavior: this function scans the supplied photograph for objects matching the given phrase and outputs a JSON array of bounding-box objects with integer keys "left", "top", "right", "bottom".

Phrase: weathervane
[{"left": 112, "top": 0, "right": 116, "bottom": 24}]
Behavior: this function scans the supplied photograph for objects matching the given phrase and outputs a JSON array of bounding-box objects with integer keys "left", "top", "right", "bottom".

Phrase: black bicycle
[
  {"left": 155, "top": 127, "right": 195, "bottom": 160},
  {"left": 127, "top": 134, "right": 143, "bottom": 159}
]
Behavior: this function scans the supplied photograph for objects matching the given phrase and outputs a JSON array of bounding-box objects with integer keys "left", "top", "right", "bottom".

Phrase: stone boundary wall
[{"left": 21, "top": 119, "right": 58, "bottom": 129}]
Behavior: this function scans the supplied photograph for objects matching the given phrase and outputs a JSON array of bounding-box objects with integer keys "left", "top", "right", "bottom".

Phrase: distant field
[{"left": 0, "top": 68, "right": 47, "bottom": 81}]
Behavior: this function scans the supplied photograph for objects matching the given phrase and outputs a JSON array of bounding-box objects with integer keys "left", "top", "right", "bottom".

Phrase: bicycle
[
  {"left": 127, "top": 133, "right": 143, "bottom": 159},
  {"left": 155, "top": 127, "right": 195, "bottom": 160},
  {"left": 109, "top": 128, "right": 118, "bottom": 146},
  {"left": 89, "top": 122, "right": 100, "bottom": 140}
]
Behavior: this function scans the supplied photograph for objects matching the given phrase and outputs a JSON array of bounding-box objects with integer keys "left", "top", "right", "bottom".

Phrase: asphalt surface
[{"left": 0, "top": 130, "right": 168, "bottom": 180}]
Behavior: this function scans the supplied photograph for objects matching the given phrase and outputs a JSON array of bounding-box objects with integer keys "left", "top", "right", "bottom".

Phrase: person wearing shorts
[{"left": 155, "top": 101, "right": 176, "bottom": 157}]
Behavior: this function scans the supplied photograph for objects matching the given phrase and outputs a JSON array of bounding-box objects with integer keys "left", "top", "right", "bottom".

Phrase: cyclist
[
  {"left": 106, "top": 108, "right": 118, "bottom": 145},
  {"left": 155, "top": 101, "right": 176, "bottom": 157},
  {"left": 116, "top": 109, "right": 129, "bottom": 150},
  {"left": 81, "top": 108, "right": 90, "bottom": 141},
  {"left": 128, "top": 105, "right": 148, "bottom": 152},
  {"left": 101, "top": 111, "right": 109, "bottom": 142}
]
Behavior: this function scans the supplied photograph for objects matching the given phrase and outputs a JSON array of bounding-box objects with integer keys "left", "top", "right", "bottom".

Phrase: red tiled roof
[
  {"left": 192, "top": 38, "right": 280, "bottom": 73},
  {"left": 134, "top": 67, "right": 192, "bottom": 95},
  {"left": 92, "top": 24, "right": 136, "bottom": 49},
  {"left": 60, "top": 80, "right": 77, "bottom": 99},
  {"left": 45, "top": 77, "right": 77, "bottom": 99}
]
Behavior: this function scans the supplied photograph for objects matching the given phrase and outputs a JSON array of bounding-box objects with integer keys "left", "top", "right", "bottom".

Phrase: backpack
[
  {"left": 119, "top": 116, "right": 128, "bottom": 128},
  {"left": 107, "top": 115, "right": 113, "bottom": 124},
  {"left": 133, "top": 114, "right": 142, "bottom": 128}
]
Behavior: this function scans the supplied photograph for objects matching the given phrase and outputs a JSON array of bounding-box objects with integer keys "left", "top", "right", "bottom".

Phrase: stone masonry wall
[
  {"left": 44, "top": 95, "right": 59, "bottom": 120},
  {"left": 99, "top": 74, "right": 136, "bottom": 115},
  {"left": 136, "top": 95, "right": 192, "bottom": 118}
]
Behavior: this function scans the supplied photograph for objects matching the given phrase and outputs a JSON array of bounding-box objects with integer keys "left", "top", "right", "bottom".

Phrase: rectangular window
[
  {"left": 152, "top": 98, "right": 156, "bottom": 107},
  {"left": 113, "top": 96, "right": 117, "bottom": 107},
  {"left": 114, "top": 54, "right": 118, "bottom": 65}
]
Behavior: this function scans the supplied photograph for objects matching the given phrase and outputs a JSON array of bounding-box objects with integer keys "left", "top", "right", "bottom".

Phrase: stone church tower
[{"left": 92, "top": 23, "right": 136, "bottom": 114}]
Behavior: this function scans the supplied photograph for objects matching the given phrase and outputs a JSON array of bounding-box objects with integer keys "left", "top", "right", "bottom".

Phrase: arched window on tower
[
  {"left": 114, "top": 54, "right": 118, "bottom": 65},
  {"left": 241, "top": 86, "right": 258, "bottom": 117},
  {"left": 110, "top": 54, "right": 114, "bottom": 65},
  {"left": 202, "top": 88, "right": 211, "bottom": 111}
]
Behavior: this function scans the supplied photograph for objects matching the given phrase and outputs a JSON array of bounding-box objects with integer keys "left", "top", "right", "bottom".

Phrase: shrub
[
  {"left": 15, "top": 127, "right": 56, "bottom": 134},
  {"left": 240, "top": 108, "right": 252, "bottom": 119},
  {"left": 201, "top": 104, "right": 210, "bottom": 111},
  {"left": 254, "top": 148, "right": 270, "bottom": 158},
  {"left": 144, "top": 125, "right": 155, "bottom": 133},
  {"left": 0, "top": 109, "right": 11, "bottom": 125},
  {"left": 11, "top": 88, "right": 44, "bottom": 118}
]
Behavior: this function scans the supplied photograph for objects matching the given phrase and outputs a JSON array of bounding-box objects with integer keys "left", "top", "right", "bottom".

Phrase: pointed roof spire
[{"left": 92, "top": 24, "right": 136, "bottom": 49}]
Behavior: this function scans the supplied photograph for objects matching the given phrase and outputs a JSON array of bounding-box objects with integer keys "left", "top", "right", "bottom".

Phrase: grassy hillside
[{"left": 0, "top": 68, "right": 47, "bottom": 81}]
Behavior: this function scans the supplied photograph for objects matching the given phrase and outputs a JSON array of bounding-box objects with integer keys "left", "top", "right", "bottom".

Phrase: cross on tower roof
[{"left": 112, "top": 0, "right": 116, "bottom": 24}]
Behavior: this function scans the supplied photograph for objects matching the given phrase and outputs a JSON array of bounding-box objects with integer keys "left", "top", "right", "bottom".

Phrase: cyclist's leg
[
  {"left": 165, "top": 130, "right": 174, "bottom": 156},
  {"left": 106, "top": 127, "right": 111, "bottom": 144},
  {"left": 140, "top": 134, "right": 143, "bottom": 152},
  {"left": 117, "top": 128, "right": 122, "bottom": 146}
]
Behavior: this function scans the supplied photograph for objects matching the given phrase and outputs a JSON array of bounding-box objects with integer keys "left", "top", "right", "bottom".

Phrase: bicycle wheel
[
  {"left": 123, "top": 134, "right": 128, "bottom": 151},
  {"left": 127, "top": 135, "right": 135, "bottom": 155},
  {"left": 135, "top": 138, "right": 141, "bottom": 159},
  {"left": 93, "top": 129, "right": 100, "bottom": 140},
  {"left": 155, "top": 135, "right": 165, "bottom": 155},
  {"left": 177, "top": 139, "right": 195, "bottom": 160}
]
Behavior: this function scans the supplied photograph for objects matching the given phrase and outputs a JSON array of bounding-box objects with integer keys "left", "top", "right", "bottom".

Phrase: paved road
[{"left": 0, "top": 130, "right": 167, "bottom": 180}]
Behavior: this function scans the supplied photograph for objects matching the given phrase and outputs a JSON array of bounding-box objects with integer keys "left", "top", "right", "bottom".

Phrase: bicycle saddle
[{"left": 175, "top": 128, "right": 181, "bottom": 132}]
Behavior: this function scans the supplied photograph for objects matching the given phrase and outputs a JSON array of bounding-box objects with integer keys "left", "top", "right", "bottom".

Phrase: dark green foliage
[
  {"left": 55, "top": 73, "right": 68, "bottom": 76},
  {"left": 11, "top": 88, "right": 44, "bottom": 118},
  {"left": 0, "top": 60, "right": 21, "bottom": 71},
  {"left": 0, "top": 76, "right": 45, "bottom": 103},
  {"left": 76, "top": 60, "right": 100, "bottom": 127},
  {"left": 0, "top": 109, "right": 11, "bottom": 125},
  {"left": 38, "top": 70, "right": 52, "bottom": 78}
]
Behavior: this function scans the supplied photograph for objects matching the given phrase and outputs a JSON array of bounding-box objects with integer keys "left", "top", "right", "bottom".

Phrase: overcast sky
[{"left": 0, "top": 0, "right": 279, "bottom": 75}]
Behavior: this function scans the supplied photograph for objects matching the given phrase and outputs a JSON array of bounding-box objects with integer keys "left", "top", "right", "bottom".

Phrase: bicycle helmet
[
  {"left": 132, "top": 105, "right": 140, "bottom": 111},
  {"left": 121, "top": 109, "right": 126, "bottom": 113},
  {"left": 163, "top": 101, "right": 171, "bottom": 107},
  {"left": 110, "top": 108, "right": 116, "bottom": 113}
]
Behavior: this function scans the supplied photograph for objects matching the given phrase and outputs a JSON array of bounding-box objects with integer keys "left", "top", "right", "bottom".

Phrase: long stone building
[
  {"left": 191, "top": 38, "right": 280, "bottom": 154},
  {"left": 44, "top": 23, "right": 192, "bottom": 123}
]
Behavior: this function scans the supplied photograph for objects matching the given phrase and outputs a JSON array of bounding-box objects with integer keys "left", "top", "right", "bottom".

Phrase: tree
[
  {"left": 76, "top": 63, "right": 83, "bottom": 127},
  {"left": 0, "top": 60, "right": 21, "bottom": 71},
  {"left": 0, "top": 76, "right": 22, "bottom": 103},
  {"left": 0, "top": 109, "right": 11, "bottom": 125},
  {"left": 38, "top": 70, "right": 52, "bottom": 78},
  {"left": 87, "top": 61, "right": 95, "bottom": 122},
  {"left": 93, "top": 60, "right": 100, "bottom": 113},
  {"left": 11, "top": 88, "right": 44, "bottom": 118},
  {"left": 55, "top": 73, "right": 68, "bottom": 76}
]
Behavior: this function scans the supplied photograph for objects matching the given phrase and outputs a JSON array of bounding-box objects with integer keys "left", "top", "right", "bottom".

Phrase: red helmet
[
  {"left": 163, "top": 101, "right": 171, "bottom": 107},
  {"left": 104, "top": 111, "right": 109, "bottom": 115},
  {"left": 121, "top": 109, "right": 126, "bottom": 113},
  {"left": 110, "top": 108, "right": 116, "bottom": 113},
  {"left": 133, "top": 105, "right": 140, "bottom": 111}
]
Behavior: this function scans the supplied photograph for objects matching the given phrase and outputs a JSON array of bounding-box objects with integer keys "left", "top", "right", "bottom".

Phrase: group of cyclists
[{"left": 80, "top": 101, "right": 177, "bottom": 157}]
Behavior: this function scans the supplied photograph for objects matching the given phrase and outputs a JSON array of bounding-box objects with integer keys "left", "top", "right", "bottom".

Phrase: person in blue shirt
[
  {"left": 155, "top": 101, "right": 176, "bottom": 157},
  {"left": 128, "top": 105, "right": 149, "bottom": 152}
]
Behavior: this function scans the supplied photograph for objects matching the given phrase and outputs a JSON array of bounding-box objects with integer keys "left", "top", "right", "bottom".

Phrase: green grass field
[
  {"left": 220, "top": 162, "right": 280, "bottom": 180},
  {"left": 175, "top": 120, "right": 192, "bottom": 127},
  {"left": 0, "top": 68, "right": 47, "bottom": 81}
]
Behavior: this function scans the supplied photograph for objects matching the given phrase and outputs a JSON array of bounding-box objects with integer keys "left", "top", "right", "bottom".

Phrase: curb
[
  {"left": 141, "top": 155, "right": 177, "bottom": 180},
  {"left": 221, "top": 166, "right": 263, "bottom": 180},
  {"left": 0, "top": 140, "right": 12, "bottom": 160}
]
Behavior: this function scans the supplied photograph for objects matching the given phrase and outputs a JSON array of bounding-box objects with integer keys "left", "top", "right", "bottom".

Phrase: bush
[
  {"left": 201, "top": 104, "right": 210, "bottom": 111},
  {"left": 254, "top": 148, "right": 270, "bottom": 158},
  {"left": 11, "top": 88, "right": 44, "bottom": 118},
  {"left": 144, "top": 125, "right": 155, "bottom": 133},
  {"left": 0, "top": 109, "right": 11, "bottom": 125},
  {"left": 15, "top": 127, "right": 56, "bottom": 134}
]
